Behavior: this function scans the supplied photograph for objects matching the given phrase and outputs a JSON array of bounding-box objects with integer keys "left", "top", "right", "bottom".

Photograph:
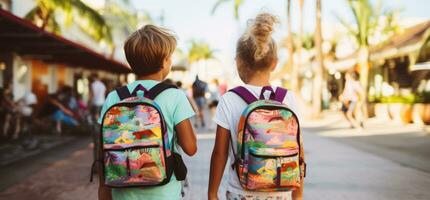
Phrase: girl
[{"left": 208, "top": 13, "right": 304, "bottom": 200}]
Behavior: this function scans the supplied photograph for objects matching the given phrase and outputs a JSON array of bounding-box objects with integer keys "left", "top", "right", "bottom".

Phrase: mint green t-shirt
[{"left": 98, "top": 80, "right": 195, "bottom": 200}]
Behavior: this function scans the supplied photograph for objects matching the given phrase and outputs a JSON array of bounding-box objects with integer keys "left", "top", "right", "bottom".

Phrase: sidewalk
[
  {"left": 1, "top": 117, "right": 430, "bottom": 199},
  {"left": 303, "top": 128, "right": 430, "bottom": 199}
]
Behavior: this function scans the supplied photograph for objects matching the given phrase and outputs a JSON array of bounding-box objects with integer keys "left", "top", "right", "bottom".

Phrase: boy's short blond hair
[{"left": 124, "top": 25, "right": 177, "bottom": 76}]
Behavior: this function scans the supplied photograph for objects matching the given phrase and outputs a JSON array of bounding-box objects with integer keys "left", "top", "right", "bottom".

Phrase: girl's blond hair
[{"left": 236, "top": 13, "right": 279, "bottom": 81}]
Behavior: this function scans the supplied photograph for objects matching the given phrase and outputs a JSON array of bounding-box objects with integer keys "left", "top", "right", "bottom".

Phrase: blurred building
[
  {"left": 332, "top": 21, "right": 430, "bottom": 98},
  {"left": 0, "top": 0, "right": 134, "bottom": 108}
]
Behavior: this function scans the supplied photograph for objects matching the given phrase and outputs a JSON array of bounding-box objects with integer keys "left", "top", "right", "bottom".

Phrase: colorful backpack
[
  {"left": 100, "top": 83, "right": 184, "bottom": 188},
  {"left": 229, "top": 86, "right": 305, "bottom": 192}
]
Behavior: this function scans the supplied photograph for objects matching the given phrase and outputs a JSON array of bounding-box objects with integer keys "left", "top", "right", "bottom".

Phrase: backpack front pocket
[
  {"left": 246, "top": 147, "right": 300, "bottom": 190},
  {"left": 104, "top": 144, "right": 166, "bottom": 187}
]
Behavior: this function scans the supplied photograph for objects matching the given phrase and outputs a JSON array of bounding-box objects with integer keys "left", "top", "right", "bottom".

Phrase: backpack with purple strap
[{"left": 228, "top": 86, "right": 305, "bottom": 192}]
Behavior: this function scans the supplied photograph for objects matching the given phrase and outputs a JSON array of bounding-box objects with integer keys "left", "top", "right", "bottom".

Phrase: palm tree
[
  {"left": 211, "top": 0, "right": 246, "bottom": 38},
  {"left": 312, "top": 0, "right": 324, "bottom": 117},
  {"left": 286, "top": 0, "right": 297, "bottom": 91},
  {"left": 339, "top": 0, "right": 376, "bottom": 107},
  {"left": 188, "top": 40, "right": 215, "bottom": 64},
  {"left": 294, "top": 0, "right": 305, "bottom": 91},
  {"left": 25, "top": 0, "right": 112, "bottom": 45},
  {"left": 187, "top": 40, "right": 216, "bottom": 79},
  {"left": 279, "top": 0, "right": 303, "bottom": 92},
  {"left": 211, "top": 0, "right": 245, "bottom": 21},
  {"left": 338, "top": 0, "right": 400, "bottom": 118},
  {"left": 101, "top": 2, "right": 152, "bottom": 56}
]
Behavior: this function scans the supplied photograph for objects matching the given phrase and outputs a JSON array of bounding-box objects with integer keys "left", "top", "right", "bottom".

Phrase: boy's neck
[
  {"left": 137, "top": 72, "right": 164, "bottom": 81},
  {"left": 245, "top": 71, "right": 271, "bottom": 87}
]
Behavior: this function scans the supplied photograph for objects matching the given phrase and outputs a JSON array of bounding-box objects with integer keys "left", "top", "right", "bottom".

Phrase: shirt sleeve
[
  {"left": 173, "top": 90, "right": 196, "bottom": 126},
  {"left": 213, "top": 95, "right": 231, "bottom": 130},
  {"left": 97, "top": 91, "right": 120, "bottom": 124},
  {"left": 285, "top": 92, "right": 302, "bottom": 121}
]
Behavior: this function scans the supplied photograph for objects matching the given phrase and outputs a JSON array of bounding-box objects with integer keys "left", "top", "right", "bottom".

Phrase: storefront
[{"left": 0, "top": 9, "right": 130, "bottom": 104}]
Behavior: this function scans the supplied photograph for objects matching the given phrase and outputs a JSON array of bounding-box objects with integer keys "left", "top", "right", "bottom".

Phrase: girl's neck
[
  {"left": 245, "top": 71, "right": 271, "bottom": 87},
  {"left": 137, "top": 72, "right": 164, "bottom": 81}
]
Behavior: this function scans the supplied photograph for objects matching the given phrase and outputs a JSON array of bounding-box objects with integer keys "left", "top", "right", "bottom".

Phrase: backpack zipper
[
  {"left": 105, "top": 144, "right": 160, "bottom": 151},
  {"left": 249, "top": 152, "right": 298, "bottom": 158}
]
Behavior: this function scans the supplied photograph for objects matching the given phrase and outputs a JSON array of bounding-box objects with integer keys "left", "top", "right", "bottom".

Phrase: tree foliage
[
  {"left": 211, "top": 0, "right": 245, "bottom": 20},
  {"left": 187, "top": 40, "right": 216, "bottom": 64},
  {"left": 25, "top": 0, "right": 112, "bottom": 44},
  {"left": 337, "top": 0, "right": 400, "bottom": 47}
]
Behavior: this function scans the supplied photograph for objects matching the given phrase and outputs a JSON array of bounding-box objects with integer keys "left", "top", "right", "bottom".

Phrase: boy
[{"left": 98, "top": 25, "right": 197, "bottom": 200}]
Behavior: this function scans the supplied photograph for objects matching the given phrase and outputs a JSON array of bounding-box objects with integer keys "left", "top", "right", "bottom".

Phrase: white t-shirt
[
  {"left": 342, "top": 79, "right": 362, "bottom": 102},
  {"left": 19, "top": 92, "right": 37, "bottom": 116},
  {"left": 91, "top": 80, "right": 107, "bottom": 106},
  {"left": 214, "top": 84, "right": 300, "bottom": 198}
]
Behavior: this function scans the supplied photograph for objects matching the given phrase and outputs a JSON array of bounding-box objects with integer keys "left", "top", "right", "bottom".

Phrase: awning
[
  {"left": 411, "top": 61, "right": 430, "bottom": 71},
  {"left": 370, "top": 21, "right": 430, "bottom": 61},
  {"left": 332, "top": 21, "right": 430, "bottom": 69},
  {"left": 0, "top": 9, "right": 130, "bottom": 73}
]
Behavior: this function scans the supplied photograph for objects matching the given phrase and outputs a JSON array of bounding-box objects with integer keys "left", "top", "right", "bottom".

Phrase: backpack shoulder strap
[
  {"left": 145, "top": 82, "right": 178, "bottom": 100},
  {"left": 229, "top": 86, "right": 258, "bottom": 104},
  {"left": 115, "top": 86, "right": 131, "bottom": 100},
  {"left": 274, "top": 87, "right": 288, "bottom": 103}
]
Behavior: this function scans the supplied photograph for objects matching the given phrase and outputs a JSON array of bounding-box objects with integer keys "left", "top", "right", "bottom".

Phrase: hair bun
[{"left": 249, "top": 13, "right": 278, "bottom": 60}]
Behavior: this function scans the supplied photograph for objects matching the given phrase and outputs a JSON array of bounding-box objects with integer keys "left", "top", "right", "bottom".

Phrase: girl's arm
[
  {"left": 208, "top": 125, "right": 230, "bottom": 200},
  {"left": 292, "top": 130, "right": 305, "bottom": 200},
  {"left": 176, "top": 119, "right": 197, "bottom": 156}
]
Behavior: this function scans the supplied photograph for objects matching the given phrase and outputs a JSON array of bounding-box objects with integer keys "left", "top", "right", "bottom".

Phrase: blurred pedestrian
[
  {"left": 89, "top": 73, "right": 106, "bottom": 123},
  {"left": 177, "top": 81, "right": 199, "bottom": 112},
  {"left": 218, "top": 79, "right": 228, "bottom": 95},
  {"left": 39, "top": 87, "right": 78, "bottom": 135},
  {"left": 192, "top": 75, "right": 208, "bottom": 128},
  {"left": 208, "top": 79, "right": 221, "bottom": 130},
  {"left": 0, "top": 83, "right": 20, "bottom": 140},
  {"left": 340, "top": 70, "right": 364, "bottom": 129},
  {"left": 16, "top": 89, "right": 38, "bottom": 139}
]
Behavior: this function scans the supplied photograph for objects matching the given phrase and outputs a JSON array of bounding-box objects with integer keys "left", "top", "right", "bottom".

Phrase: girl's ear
[{"left": 269, "top": 58, "right": 278, "bottom": 72}]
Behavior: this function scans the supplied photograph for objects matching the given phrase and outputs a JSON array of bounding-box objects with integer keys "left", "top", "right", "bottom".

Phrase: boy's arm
[
  {"left": 98, "top": 138, "right": 112, "bottom": 200},
  {"left": 176, "top": 119, "right": 197, "bottom": 156},
  {"left": 208, "top": 125, "right": 230, "bottom": 200}
]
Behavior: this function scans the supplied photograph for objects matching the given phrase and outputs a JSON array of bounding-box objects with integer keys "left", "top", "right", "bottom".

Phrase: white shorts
[{"left": 226, "top": 190, "right": 292, "bottom": 200}]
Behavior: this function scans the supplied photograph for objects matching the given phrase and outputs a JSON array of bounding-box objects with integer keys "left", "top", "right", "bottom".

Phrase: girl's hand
[
  {"left": 208, "top": 193, "right": 219, "bottom": 200},
  {"left": 208, "top": 126, "right": 230, "bottom": 200}
]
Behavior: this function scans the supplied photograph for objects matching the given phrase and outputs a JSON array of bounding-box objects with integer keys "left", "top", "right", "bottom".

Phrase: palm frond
[
  {"left": 335, "top": 13, "right": 358, "bottom": 39},
  {"left": 69, "top": 0, "right": 112, "bottom": 43},
  {"left": 187, "top": 40, "right": 216, "bottom": 64},
  {"left": 24, "top": 6, "right": 40, "bottom": 20},
  {"left": 233, "top": 0, "right": 244, "bottom": 20},
  {"left": 211, "top": 0, "right": 230, "bottom": 15}
]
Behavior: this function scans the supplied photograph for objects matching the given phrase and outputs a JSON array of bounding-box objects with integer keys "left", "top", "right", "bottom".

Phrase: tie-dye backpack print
[
  {"left": 229, "top": 86, "right": 304, "bottom": 192},
  {"left": 100, "top": 83, "right": 177, "bottom": 188}
]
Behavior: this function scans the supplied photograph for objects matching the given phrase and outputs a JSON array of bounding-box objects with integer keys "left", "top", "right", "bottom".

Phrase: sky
[{"left": 130, "top": 0, "right": 430, "bottom": 60}]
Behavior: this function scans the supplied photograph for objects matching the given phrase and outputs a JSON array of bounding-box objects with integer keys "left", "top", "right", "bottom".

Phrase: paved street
[{"left": 1, "top": 114, "right": 430, "bottom": 200}]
